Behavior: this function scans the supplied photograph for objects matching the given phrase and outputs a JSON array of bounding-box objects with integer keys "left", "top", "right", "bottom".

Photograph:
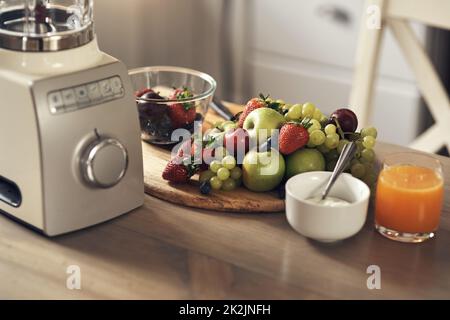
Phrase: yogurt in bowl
[{"left": 285, "top": 171, "right": 370, "bottom": 242}]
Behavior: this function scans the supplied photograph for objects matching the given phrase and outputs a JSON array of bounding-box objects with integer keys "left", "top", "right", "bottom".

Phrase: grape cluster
[
  {"left": 199, "top": 155, "right": 242, "bottom": 194},
  {"left": 281, "top": 102, "right": 378, "bottom": 188}
]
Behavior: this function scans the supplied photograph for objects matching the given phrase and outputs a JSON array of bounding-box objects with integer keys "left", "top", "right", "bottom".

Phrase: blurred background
[{"left": 94, "top": 0, "right": 450, "bottom": 152}]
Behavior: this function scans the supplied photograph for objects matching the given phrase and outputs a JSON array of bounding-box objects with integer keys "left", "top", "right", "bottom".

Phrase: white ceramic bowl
[{"left": 285, "top": 171, "right": 370, "bottom": 242}]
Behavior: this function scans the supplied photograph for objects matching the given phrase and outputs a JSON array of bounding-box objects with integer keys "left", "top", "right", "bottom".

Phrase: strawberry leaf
[
  {"left": 259, "top": 93, "right": 270, "bottom": 101},
  {"left": 232, "top": 112, "right": 242, "bottom": 122}
]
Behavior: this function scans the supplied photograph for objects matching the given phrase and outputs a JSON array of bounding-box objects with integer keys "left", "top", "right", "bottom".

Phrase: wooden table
[{"left": 1, "top": 109, "right": 450, "bottom": 300}]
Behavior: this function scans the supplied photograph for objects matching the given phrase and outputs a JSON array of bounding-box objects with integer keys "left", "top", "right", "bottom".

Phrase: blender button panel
[
  {"left": 61, "top": 89, "right": 77, "bottom": 106},
  {"left": 75, "top": 85, "right": 90, "bottom": 104},
  {"left": 99, "top": 79, "right": 113, "bottom": 97},
  {"left": 47, "top": 76, "right": 125, "bottom": 115},
  {"left": 48, "top": 91, "right": 64, "bottom": 113},
  {"left": 87, "top": 83, "right": 102, "bottom": 101},
  {"left": 111, "top": 76, "right": 124, "bottom": 95}
]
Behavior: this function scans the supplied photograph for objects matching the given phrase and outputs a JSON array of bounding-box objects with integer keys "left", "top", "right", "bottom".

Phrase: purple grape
[{"left": 329, "top": 108, "right": 358, "bottom": 133}]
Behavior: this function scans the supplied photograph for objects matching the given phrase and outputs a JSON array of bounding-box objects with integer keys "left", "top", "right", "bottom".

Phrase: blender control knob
[{"left": 81, "top": 138, "right": 128, "bottom": 188}]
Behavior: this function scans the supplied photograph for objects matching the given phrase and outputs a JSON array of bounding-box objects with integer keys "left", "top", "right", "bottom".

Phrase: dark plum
[{"left": 329, "top": 108, "right": 358, "bottom": 133}]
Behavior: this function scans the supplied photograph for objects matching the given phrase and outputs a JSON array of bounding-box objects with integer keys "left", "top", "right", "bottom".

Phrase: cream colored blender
[{"left": 0, "top": 0, "right": 144, "bottom": 235}]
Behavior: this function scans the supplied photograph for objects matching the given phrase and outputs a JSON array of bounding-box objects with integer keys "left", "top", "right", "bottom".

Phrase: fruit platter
[{"left": 138, "top": 88, "right": 379, "bottom": 213}]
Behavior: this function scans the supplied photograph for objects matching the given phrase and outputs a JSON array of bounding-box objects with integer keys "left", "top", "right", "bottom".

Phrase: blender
[{"left": 0, "top": 0, "right": 144, "bottom": 236}]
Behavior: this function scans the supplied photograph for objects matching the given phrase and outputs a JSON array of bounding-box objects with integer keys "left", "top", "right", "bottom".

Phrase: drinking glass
[{"left": 375, "top": 152, "right": 444, "bottom": 243}]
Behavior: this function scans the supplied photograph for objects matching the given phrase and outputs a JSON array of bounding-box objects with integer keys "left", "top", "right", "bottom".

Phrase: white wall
[{"left": 93, "top": 0, "right": 228, "bottom": 98}]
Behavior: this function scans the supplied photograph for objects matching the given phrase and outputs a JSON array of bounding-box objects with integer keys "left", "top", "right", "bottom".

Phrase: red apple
[{"left": 224, "top": 128, "right": 250, "bottom": 163}]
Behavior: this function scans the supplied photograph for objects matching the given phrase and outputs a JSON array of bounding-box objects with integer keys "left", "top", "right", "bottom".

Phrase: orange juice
[{"left": 375, "top": 165, "right": 444, "bottom": 233}]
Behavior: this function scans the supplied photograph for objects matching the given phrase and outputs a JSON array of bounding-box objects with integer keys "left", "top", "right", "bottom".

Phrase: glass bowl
[{"left": 128, "top": 66, "right": 216, "bottom": 145}]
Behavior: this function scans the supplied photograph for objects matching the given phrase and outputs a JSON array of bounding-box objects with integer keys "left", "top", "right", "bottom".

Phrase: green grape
[
  {"left": 356, "top": 140, "right": 364, "bottom": 152},
  {"left": 309, "top": 129, "right": 326, "bottom": 146},
  {"left": 362, "top": 136, "right": 376, "bottom": 149},
  {"left": 363, "top": 171, "right": 377, "bottom": 186},
  {"left": 354, "top": 141, "right": 363, "bottom": 158},
  {"left": 230, "top": 167, "right": 242, "bottom": 180},
  {"left": 234, "top": 177, "right": 243, "bottom": 187},
  {"left": 286, "top": 104, "right": 302, "bottom": 120},
  {"left": 282, "top": 103, "right": 292, "bottom": 112},
  {"left": 210, "top": 160, "right": 222, "bottom": 173},
  {"left": 350, "top": 158, "right": 361, "bottom": 167},
  {"left": 222, "top": 155, "right": 236, "bottom": 170},
  {"left": 324, "top": 124, "right": 337, "bottom": 135},
  {"left": 364, "top": 162, "right": 374, "bottom": 174},
  {"left": 302, "top": 102, "right": 316, "bottom": 118},
  {"left": 326, "top": 148, "right": 339, "bottom": 161},
  {"left": 319, "top": 115, "right": 329, "bottom": 125},
  {"left": 276, "top": 99, "right": 286, "bottom": 105},
  {"left": 214, "top": 146, "right": 229, "bottom": 160},
  {"left": 221, "top": 178, "right": 237, "bottom": 191},
  {"left": 307, "top": 119, "right": 321, "bottom": 133},
  {"left": 217, "top": 167, "right": 230, "bottom": 181},
  {"left": 307, "top": 140, "right": 316, "bottom": 148},
  {"left": 220, "top": 121, "right": 234, "bottom": 130},
  {"left": 351, "top": 163, "right": 366, "bottom": 178},
  {"left": 313, "top": 108, "right": 323, "bottom": 121},
  {"left": 327, "top": 159, "right": 338, "bottom": 171},
  {"left": 223, "top": 122, "right": 238, "bottom": 132},
  {"left": 199, "top": 170, "right": 215, "bottom": 183},
  {"left": 361, "top": 148, "right": 375, "bottom": 163},
  {"left": 361, "top": 126, "right": 378, "bottom": 139},
  {"left": 209, "top": 176, "right": 222, "bottom": 190},
  {"left": 325, "top": 133, "right": 340, "bottom": 149},
  {"left": 317, "top": 144, "right": 330, "bottom": 154},
  {"left": 337, "top": 139, "right": 350, "bottom": 154},
  {"left": 213, "top": 121, "right": 224, "bottom": 130}
]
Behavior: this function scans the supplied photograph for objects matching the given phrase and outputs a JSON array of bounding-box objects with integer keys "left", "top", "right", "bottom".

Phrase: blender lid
[{"left": 0, "top": 1, "right": 94, "bottom": 52}]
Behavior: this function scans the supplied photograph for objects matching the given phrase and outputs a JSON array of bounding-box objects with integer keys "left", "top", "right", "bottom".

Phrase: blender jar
[{"left": 0, "top": 0, "right": 94, "bottom": 51}]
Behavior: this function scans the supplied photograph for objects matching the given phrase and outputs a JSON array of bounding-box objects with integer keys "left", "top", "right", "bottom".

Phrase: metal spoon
[{"left": 321, "top": 141, "right": 357, "bottom": 200}]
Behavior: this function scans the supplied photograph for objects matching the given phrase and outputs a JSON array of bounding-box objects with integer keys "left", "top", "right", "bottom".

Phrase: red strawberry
[
  {"left": 279, "top": 122, "right": 310, "bottom": 155},
  {"left": 135, "top": 87, "right": 154, "bottom": 97},
  {"left": 238, "top": 97, "right": 267, "bottom": 128},
  {"left": 162, "top": 159, "right": 199, "bottom": 183},
  {"left": 175, "top": 139, "right": 211, "bottom": 170},
  {"left": 175, "top": 139, "right": 193, "bottom": 159},
  {"left": 168, "top": 88, "right": 196, "bottom": 128}
]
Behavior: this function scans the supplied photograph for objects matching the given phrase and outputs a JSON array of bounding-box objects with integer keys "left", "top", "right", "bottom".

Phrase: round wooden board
[{"left": 142, "top": 103, "right": 285, "bottom": 213}]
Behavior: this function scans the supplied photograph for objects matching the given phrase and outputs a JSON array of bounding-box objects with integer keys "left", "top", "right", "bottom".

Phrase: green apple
[
  {"left": 286, "top": 148, "right": 325, "bottom": 179},
  {"left": 242, "top": 149, "right": 285, "bottom": 192},
  {"left": 243, "top": 108, "right": 285, "bottom": 144}
]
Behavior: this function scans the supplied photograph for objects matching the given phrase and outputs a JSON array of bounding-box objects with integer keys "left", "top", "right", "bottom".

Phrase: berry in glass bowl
[{"left": 129, "top": 66, "right": 216, "bottom": 145}]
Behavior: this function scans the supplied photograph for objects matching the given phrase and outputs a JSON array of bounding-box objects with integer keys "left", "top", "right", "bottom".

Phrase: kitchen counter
[{"left": 1, "top": 130, "right": 450, "bottom": 299}]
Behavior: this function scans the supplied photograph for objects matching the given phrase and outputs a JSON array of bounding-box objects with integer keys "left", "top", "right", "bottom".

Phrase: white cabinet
[{"left": 247, "top": 0, "right": 426, "bottom": 145}]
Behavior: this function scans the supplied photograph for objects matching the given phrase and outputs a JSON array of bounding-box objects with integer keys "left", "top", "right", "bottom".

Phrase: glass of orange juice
[{"left": 375, "top": 153, "right": 444, "bottom": 243}]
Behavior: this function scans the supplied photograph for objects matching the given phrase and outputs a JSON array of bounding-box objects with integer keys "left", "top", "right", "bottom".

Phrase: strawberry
[
  {"left": 237, "top": 96, "right": 267, "bottom": 128},
  {"left": 168, "top": 88, "right": 196, "bottom": 128},
  {"left": 162, "top": 159, "right": 199, "bottom": 183},
  {"left": 135, "top": 87, "right": 154, "bottom": 97},
  {"left": 279, "top": 121, "right": 310, "bottom": 155},
  {"left": 237, "top": 94, "right": 283, "bottom": 128},
  {"left": 175, "top": 139, "right": 214, "bottom": 171},
  {"left": 173, "top": 140, "right": 191, "bottom": 161}
]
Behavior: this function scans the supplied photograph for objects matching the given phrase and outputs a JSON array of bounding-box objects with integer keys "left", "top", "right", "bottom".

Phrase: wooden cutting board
[{"left": 142, "top": 102, "right": 285, "bottom": 213}]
